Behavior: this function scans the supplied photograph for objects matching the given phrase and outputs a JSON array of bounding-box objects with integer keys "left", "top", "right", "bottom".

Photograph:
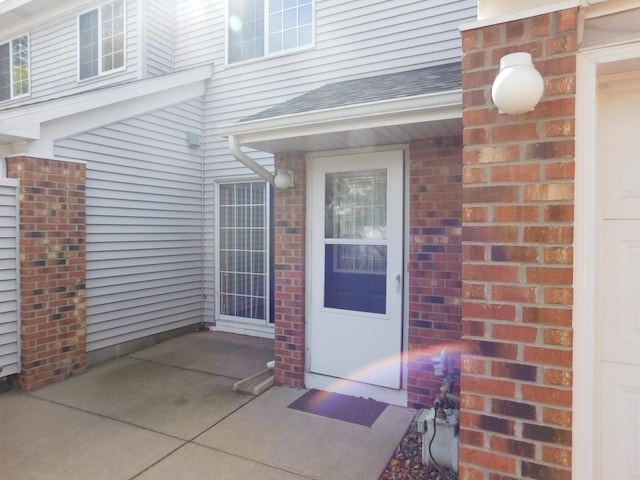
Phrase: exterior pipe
[{"left": 228, "top": 135, "right": 275, "bottom": 185}]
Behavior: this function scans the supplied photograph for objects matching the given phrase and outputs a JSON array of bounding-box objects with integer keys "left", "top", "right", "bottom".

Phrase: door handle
[{"left": 396, "top": 274, "right": 401, "bottom": 290}]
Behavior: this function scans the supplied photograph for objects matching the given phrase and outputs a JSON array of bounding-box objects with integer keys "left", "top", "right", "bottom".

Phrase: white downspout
[{"left": 228, "top": 135, "right": 275, "bottom": 186}]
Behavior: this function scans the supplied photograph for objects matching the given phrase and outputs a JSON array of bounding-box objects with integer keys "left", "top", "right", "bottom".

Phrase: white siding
[
  {"left": 55, "top": 99, "right": 204, "bottom": 352},
  {"left": 145, "top": 0, "right": 175, "bottom": 76},
  {"left": 0, "top": 0, "right": 140, "bottom": 110},
  {"left": 174, "top": 0, "right": 476, "bottom": 173},
  {"left": 173, "top": 0, "right": 476, "bottom": 323},
  {"left": 0, "top": 180, "right": 19, "bottom": 376}
]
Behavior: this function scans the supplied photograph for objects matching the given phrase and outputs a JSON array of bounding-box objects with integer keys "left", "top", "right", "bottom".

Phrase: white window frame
[
  {"left": 0, "top": 34, "right": 30, "bottom": 102},
  {"left": 77, "top": 0, "right": 126, "bottom": 81},
  {"left": 226, "top": 0, "right": 315, "bottom": 65},
  {"left": 215, "top": 179, "right": 273, "bottom": 328}
]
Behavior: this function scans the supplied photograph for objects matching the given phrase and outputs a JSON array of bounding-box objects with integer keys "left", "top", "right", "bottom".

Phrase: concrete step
[{"left": 233, "top": 368, "right": 274, "bottom": 396}]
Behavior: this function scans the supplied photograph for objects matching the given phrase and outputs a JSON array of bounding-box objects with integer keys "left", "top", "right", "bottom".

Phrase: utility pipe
[{"left": 228, "top": 135, "right": 275, "bottom": 186}]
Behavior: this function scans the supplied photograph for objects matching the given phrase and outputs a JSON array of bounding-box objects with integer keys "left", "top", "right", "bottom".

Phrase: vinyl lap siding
[
  {"left": 2, "top": 0, "right": 140, "bottom": 110},
  {"left": 55, "top": 99, "right": 204, "bottom": 352},
  {"left": 198, "top": 0, "right": 476, "bottom": 177},
  {"left": 171, "top": 0, "right": 476, "bottom": 324},
  {"left": 0, "top": 180, "right": 20, "bottom": 376},
  {"left": 145, "top": 0, "right": 175, "bottom": 76}
]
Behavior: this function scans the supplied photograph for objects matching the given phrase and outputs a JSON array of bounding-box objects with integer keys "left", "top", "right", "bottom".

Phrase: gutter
[{"left": 228, "top": 135, "right": 275, "bottom": 186}]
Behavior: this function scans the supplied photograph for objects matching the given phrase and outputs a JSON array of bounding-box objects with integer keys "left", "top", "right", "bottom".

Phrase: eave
[
  {"left": 0, "top": 65, "right": 213, "bottom": 147},
  {"left": 217, "top": 89, "right": 463, "bottom": 154}
]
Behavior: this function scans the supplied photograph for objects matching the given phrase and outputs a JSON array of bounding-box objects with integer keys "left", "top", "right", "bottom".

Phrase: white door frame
[
  {"left": 304, "top": 146, "right": 409, "bottom": 407},
  {"left": 573, "top": 42, "right": 640, "bottom": 480}
]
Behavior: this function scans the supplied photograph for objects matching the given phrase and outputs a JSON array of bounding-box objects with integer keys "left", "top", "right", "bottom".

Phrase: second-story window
[
  {"left": 228, "top": 0, "right": 313, "bottom": 64},
  {"left": 78, "top": 0, "right": 125, "bottom": 80},
  {"left": 0, "top": 35, "right": 30, "bottom": 101}
]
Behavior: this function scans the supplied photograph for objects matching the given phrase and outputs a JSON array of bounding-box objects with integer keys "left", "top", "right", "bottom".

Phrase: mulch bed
[{"left": 379, "top": 421, "right": 458, "bottom": 480}]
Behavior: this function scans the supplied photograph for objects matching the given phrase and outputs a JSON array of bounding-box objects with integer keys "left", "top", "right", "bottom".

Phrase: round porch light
[
  {"left": 491, "top": 52, "right": 544, "bottom": 115},
  {"left": 274, "top": 169, "right": 293, "bottom": 189}
]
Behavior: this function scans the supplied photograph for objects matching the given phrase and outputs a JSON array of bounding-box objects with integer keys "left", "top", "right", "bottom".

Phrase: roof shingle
[{"left": 241, "top": 61, "right": 462, "bottom": 123}]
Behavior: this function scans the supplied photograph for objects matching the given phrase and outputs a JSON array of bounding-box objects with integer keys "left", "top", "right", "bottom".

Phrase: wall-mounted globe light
[
  {"left": 491, "top": 52, "right": 544, "bottom": 115},
  {"left": 274, "top": 169, "right": 294, "bottom": 189}
]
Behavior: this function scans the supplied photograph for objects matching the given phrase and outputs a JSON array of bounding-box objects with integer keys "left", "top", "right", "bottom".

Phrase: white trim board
[{"left": 573, "top": 40, "right": 640, "bottom": 480}]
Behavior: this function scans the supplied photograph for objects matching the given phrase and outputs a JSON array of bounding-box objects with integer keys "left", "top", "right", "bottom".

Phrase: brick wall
[
  {"left": 7, "top": 156, "right": 87, "bottom": 390},
  {"left": 273, "top": 152, "right": 306, "bottom": 388},
  {"left": 407, "top": 137, "right": 463, "bottom": 408},
  {"left": 459, "top": 8, "right": 576, "bottom": 480}
]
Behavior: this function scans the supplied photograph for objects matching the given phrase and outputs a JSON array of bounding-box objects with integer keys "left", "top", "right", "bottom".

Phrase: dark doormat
[{"left": 288, "top": 389, "right": 387, "bottom": 427}]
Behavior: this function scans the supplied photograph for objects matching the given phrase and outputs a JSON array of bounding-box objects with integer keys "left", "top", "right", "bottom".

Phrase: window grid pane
[
  {"left": 228, "top": 0, "right": 265, "bottom": 63},
  {"left": 79, "top": 10, "right": 99, "bottom": 79},
  {"left": 219, "top": 182, "right": 269, "bottom": 321},
  {"left": 11, "top": 35, "right": 29, "bottom": 97},
  {"left": 101, "top": 0, "right": 125, "bottom": 73},
  {"left": 230, "top": 0, "right": 311, "bottom": 62},
  {"left": 79, "top": 1, "right": 124, "bottom": 80},
  {"left": 0, "top": 43, "right": 11, "bottom": 101},
  {"left": 268, "top": 0, "right": 312, "bottom": 53}
]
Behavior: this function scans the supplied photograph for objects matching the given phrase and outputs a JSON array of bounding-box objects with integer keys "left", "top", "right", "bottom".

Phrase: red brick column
[
  {"left": 460, "top": 8, "right": 576, "bottom": 480},
  {"left": 407, "top": 137, "right": 462, "bottom": 408},
  {"left": 273, "top": 152, "right": 306, "bottom": 388},
  {"left": 7, "top": 156, "right": 87, "bottom": 390}
]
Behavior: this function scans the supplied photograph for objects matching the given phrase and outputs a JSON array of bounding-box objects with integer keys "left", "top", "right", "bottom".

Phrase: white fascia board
[
  {"left": 459, "top": 0, "right": 579, "bottom": 31},
  {"left": 0, "top": 0, "right": 34, "bottom": 16},
  {"left": 0, "top": 65, "right": 213, "bottom": 142},
  {"left": 218, "top": 89, "right": 462, "bottom": 145}
]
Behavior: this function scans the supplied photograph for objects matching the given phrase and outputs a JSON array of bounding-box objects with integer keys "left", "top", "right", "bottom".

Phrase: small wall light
[
  {"left": 274, "top": 169, "right": 294, "bottom": 189},
  {"left": 491, "top": 52, "right": 544, "bottom": 115}
]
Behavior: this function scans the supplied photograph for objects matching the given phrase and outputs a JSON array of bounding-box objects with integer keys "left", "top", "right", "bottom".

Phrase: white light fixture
[
  {"left": 274, "top": 169, "right": 294, "bottom": 189},
  {"left": 491, "top": 52, "right": 544, "bottom": 115}
]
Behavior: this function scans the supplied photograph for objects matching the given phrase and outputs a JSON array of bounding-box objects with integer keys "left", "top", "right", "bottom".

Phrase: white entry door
[
  {"left": 308, "top": 150, "right": 404, "bottom": 389},
  {"left": 598, "top": 75, "right": 640, "bottom": 478}
]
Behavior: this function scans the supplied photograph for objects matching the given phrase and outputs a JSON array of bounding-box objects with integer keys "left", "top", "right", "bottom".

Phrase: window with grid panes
[
  {"left": 0, "top": 35, "right": 29, "bottom": 101},
  {"left": 227, "top": 0, "right": 313, "bottom": 64},
  {"left": 218, "top": 181, "right": 272, "bottom": 322},
  {"left": 78, "top": 0, "right": 125, "bottom": 80}
]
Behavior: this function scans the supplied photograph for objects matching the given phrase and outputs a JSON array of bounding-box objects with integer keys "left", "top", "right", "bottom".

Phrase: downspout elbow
[{"left": 228, "top": 135, "right": 275, "bottom": 186}]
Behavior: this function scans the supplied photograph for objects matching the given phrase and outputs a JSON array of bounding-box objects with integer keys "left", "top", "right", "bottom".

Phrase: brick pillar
[
  {"left": 407, "top": 137, "right": 463, "bottom": 408},
  {"left": 273, "top": 152, "right": 306, "bottom": 388},
  {"left": 7, "top": 156, "right": 87, "bottom": 390},
  {"left": 460, "top": 8, "right": 576, "bottom": 480}
]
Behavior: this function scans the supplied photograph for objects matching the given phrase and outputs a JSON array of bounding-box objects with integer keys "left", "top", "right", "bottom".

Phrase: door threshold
[
  {"left": 212, "top": 321, "right": 275, "bottom": 339},
  {"left": 305, "top": 372, "right": 408, "bottom": 407}
]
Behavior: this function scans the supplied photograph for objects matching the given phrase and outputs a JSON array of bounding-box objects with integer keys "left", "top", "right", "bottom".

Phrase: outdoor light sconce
[
  {"left": 491, "top": 52, "right": 544, "bottom": 115},
  {"left": 274, "top": 169, "right": 294, "bottom": 189}
]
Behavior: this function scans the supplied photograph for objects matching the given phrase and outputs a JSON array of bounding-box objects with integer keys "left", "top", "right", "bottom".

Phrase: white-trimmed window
[
  {"left": 0, "top": 35, "right": 30, "bottom": 101},
  {"left": 217, "top": 181, "right": 273, "bottom": 323},
  {"left": 78, "top": 0, "right": 125, "bottom": 80},
  {"left": 227, "top": 0, "right": 313, "bottom": 64}
]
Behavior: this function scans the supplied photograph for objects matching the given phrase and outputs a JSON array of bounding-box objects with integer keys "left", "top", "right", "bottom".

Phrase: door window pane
[
  {"left": 324, "top": 245, "right": 387, "bottom": 314},
  {"left": 325, "top": 169, "right": 387, "bottom": 239},
  {"left": 323, "top": 169, "right": 388, "bottom": 314}
]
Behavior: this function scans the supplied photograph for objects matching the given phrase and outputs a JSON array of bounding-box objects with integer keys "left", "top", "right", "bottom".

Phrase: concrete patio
[{"left": 0, "top": 331, "right": 416, "bottom": 479}]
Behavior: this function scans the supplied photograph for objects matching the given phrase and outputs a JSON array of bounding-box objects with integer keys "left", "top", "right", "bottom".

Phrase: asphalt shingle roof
[{"left": 241, "top": 61, "right": 461, "bottom": 123}]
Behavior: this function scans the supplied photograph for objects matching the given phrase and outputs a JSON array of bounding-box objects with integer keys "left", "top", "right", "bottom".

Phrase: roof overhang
[
  {"left": 0, "top": 65, "right": 213, "bottom": 147},
  {"left": 217, "top": 89, "right": 463, "bottom": 154}
]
